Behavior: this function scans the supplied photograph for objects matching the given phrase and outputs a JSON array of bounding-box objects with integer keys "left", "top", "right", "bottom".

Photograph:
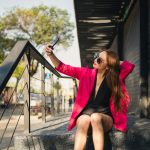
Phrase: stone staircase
[
  {"left": 14, "top": 112, "right": 72, "bottom": 150},
  {"left": 14, "top": 114, "right": 150, "bottom": 150}
]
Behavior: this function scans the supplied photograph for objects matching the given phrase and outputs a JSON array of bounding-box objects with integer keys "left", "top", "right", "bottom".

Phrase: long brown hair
[{"left": 102, "top": 49, "right": 125, "bottom": 112}]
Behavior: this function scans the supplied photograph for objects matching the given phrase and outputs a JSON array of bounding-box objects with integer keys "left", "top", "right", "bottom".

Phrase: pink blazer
[{"left": 55, "top": 60, "right": 135, "bottom": 133}]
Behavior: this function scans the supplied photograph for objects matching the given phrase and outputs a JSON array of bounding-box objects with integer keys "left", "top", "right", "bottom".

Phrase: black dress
[{"left": 77, "top": 75, "right": 114, "bottom": 123}]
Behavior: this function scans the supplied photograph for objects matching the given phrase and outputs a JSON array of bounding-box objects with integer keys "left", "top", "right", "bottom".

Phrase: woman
[{"left": 45, "top": 45, "right": 135, "bottom": 150}]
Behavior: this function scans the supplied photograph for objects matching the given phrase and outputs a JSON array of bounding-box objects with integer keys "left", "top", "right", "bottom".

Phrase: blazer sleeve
[
  {"left": 55, "top": 61, "right": 85, "bottom": 80},
  {"left": 120, "top": 60, "right": 135, "bottom": 81}
]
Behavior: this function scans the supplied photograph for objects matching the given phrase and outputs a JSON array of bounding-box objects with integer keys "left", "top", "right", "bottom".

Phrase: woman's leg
[
  {"left": 74, "top": 114, "right": 91, "bottom": 150},
  {"left": 90, "top": 113, "right": 113, "bottom": 150}
]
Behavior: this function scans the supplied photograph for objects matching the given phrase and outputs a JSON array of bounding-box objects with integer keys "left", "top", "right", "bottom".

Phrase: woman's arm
[
  {"left": 45, "top": 45, "right": 60, "bottom": 68},
  {"left": 119, "top": 60, "right": 135, "bottom": 80},
  {"left": 45, "top": 45, "right": 84, "bottom": 80}
]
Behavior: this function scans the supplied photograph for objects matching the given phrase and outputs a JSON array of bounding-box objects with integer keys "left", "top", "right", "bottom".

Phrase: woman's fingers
[
  {"left": 45, "top": 45, "right": 53, "bottom": 56},
  {"left": 45, "top": 47, "right": 52, "bottom": 52},
  {"left": 45, "top": 44, "right": 53, "bottom": 50}
]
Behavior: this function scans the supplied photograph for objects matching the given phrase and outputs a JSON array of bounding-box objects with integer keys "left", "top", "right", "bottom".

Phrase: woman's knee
[
  {"left": 90, "top": 113, "right": 103, "bottom": 126},
  {"left": 76, "top": 115, "right": 91, "bottom": 130}
]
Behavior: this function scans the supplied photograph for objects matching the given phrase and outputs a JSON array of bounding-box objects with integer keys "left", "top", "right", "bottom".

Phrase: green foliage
[
  {"left": 0, "top": 5, "right": 74, "bottom": 63},
  {"left": 53, "top": 80, "right": 61, "bottom": 90},
  {"left": 12, "top": 61, "right": 25, "bottom": 79},
  {"left": 0, "top": 34, "right": 16, "bottom": 64}
]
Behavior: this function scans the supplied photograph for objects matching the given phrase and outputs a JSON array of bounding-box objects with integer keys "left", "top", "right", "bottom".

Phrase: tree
[
  {"left": 53, "top": 79, "right": 61, "bottom": 95},
  {"left": 0, "top": 5, "right": 74, "bottom": 63},
  {"left": 0, "top": 34, "right": 15, "bottom": 64},
  {"left": 11, "top": 60, "right": 25, "bottom": 103},
  {"left": 12, "top": 60, "right": 25, "bottom": 81}
]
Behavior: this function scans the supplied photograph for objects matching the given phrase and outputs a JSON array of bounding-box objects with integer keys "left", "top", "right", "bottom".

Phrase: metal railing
[{"left": 0, "top": 40, "right": 77, "bottom": 150}]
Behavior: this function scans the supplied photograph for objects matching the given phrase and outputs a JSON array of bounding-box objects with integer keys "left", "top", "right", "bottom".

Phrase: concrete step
[
  {"left": 125, "top": 115, "right": 150, "bottom": 150},
  {"left": 14, "top": 123, "right": 75, "bottom": 150},
  {"left": 14, "top": 115, "right": 150, "bottom": 150},
  {"left": 14, "top": 124, "right": 114, "bottom": 150},
  {"left": 0, "top": 113, "right": 71, "bottom": 150}
]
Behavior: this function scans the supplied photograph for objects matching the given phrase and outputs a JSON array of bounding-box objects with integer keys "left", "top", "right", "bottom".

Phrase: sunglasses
[{"left": 95, "top": 56, "right": 106, "bottom": 64}]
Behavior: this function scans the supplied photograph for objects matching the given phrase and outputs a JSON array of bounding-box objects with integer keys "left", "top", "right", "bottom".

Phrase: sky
[
  {"left": 0, "top": 0, "right": 75, "bottom": 20},
  {"left": 0, "top": 0, "right": 81, "bottom": 66}
]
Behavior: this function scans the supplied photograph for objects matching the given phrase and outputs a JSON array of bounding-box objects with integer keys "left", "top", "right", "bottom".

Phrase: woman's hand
[
  {"left": 44, "top": 44, "right": 60, "bottom": 68},
  {"left": 45, "top": 44, "right": 54, "bottom": 56}
]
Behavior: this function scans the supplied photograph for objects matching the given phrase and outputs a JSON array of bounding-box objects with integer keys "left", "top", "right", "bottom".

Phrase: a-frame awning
[{"left": 74, "top": 0, "right": 135, "bottom": 67}]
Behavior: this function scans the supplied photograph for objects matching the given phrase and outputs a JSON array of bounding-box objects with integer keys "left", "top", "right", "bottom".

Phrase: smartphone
[{"left": 49, "top": 36, "right": 60, "bottom": 49}]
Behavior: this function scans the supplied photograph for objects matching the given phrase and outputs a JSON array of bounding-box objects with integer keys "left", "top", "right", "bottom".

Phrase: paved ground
[{"left": 0, "top": 106, "right": 71, "bottom": 150}]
